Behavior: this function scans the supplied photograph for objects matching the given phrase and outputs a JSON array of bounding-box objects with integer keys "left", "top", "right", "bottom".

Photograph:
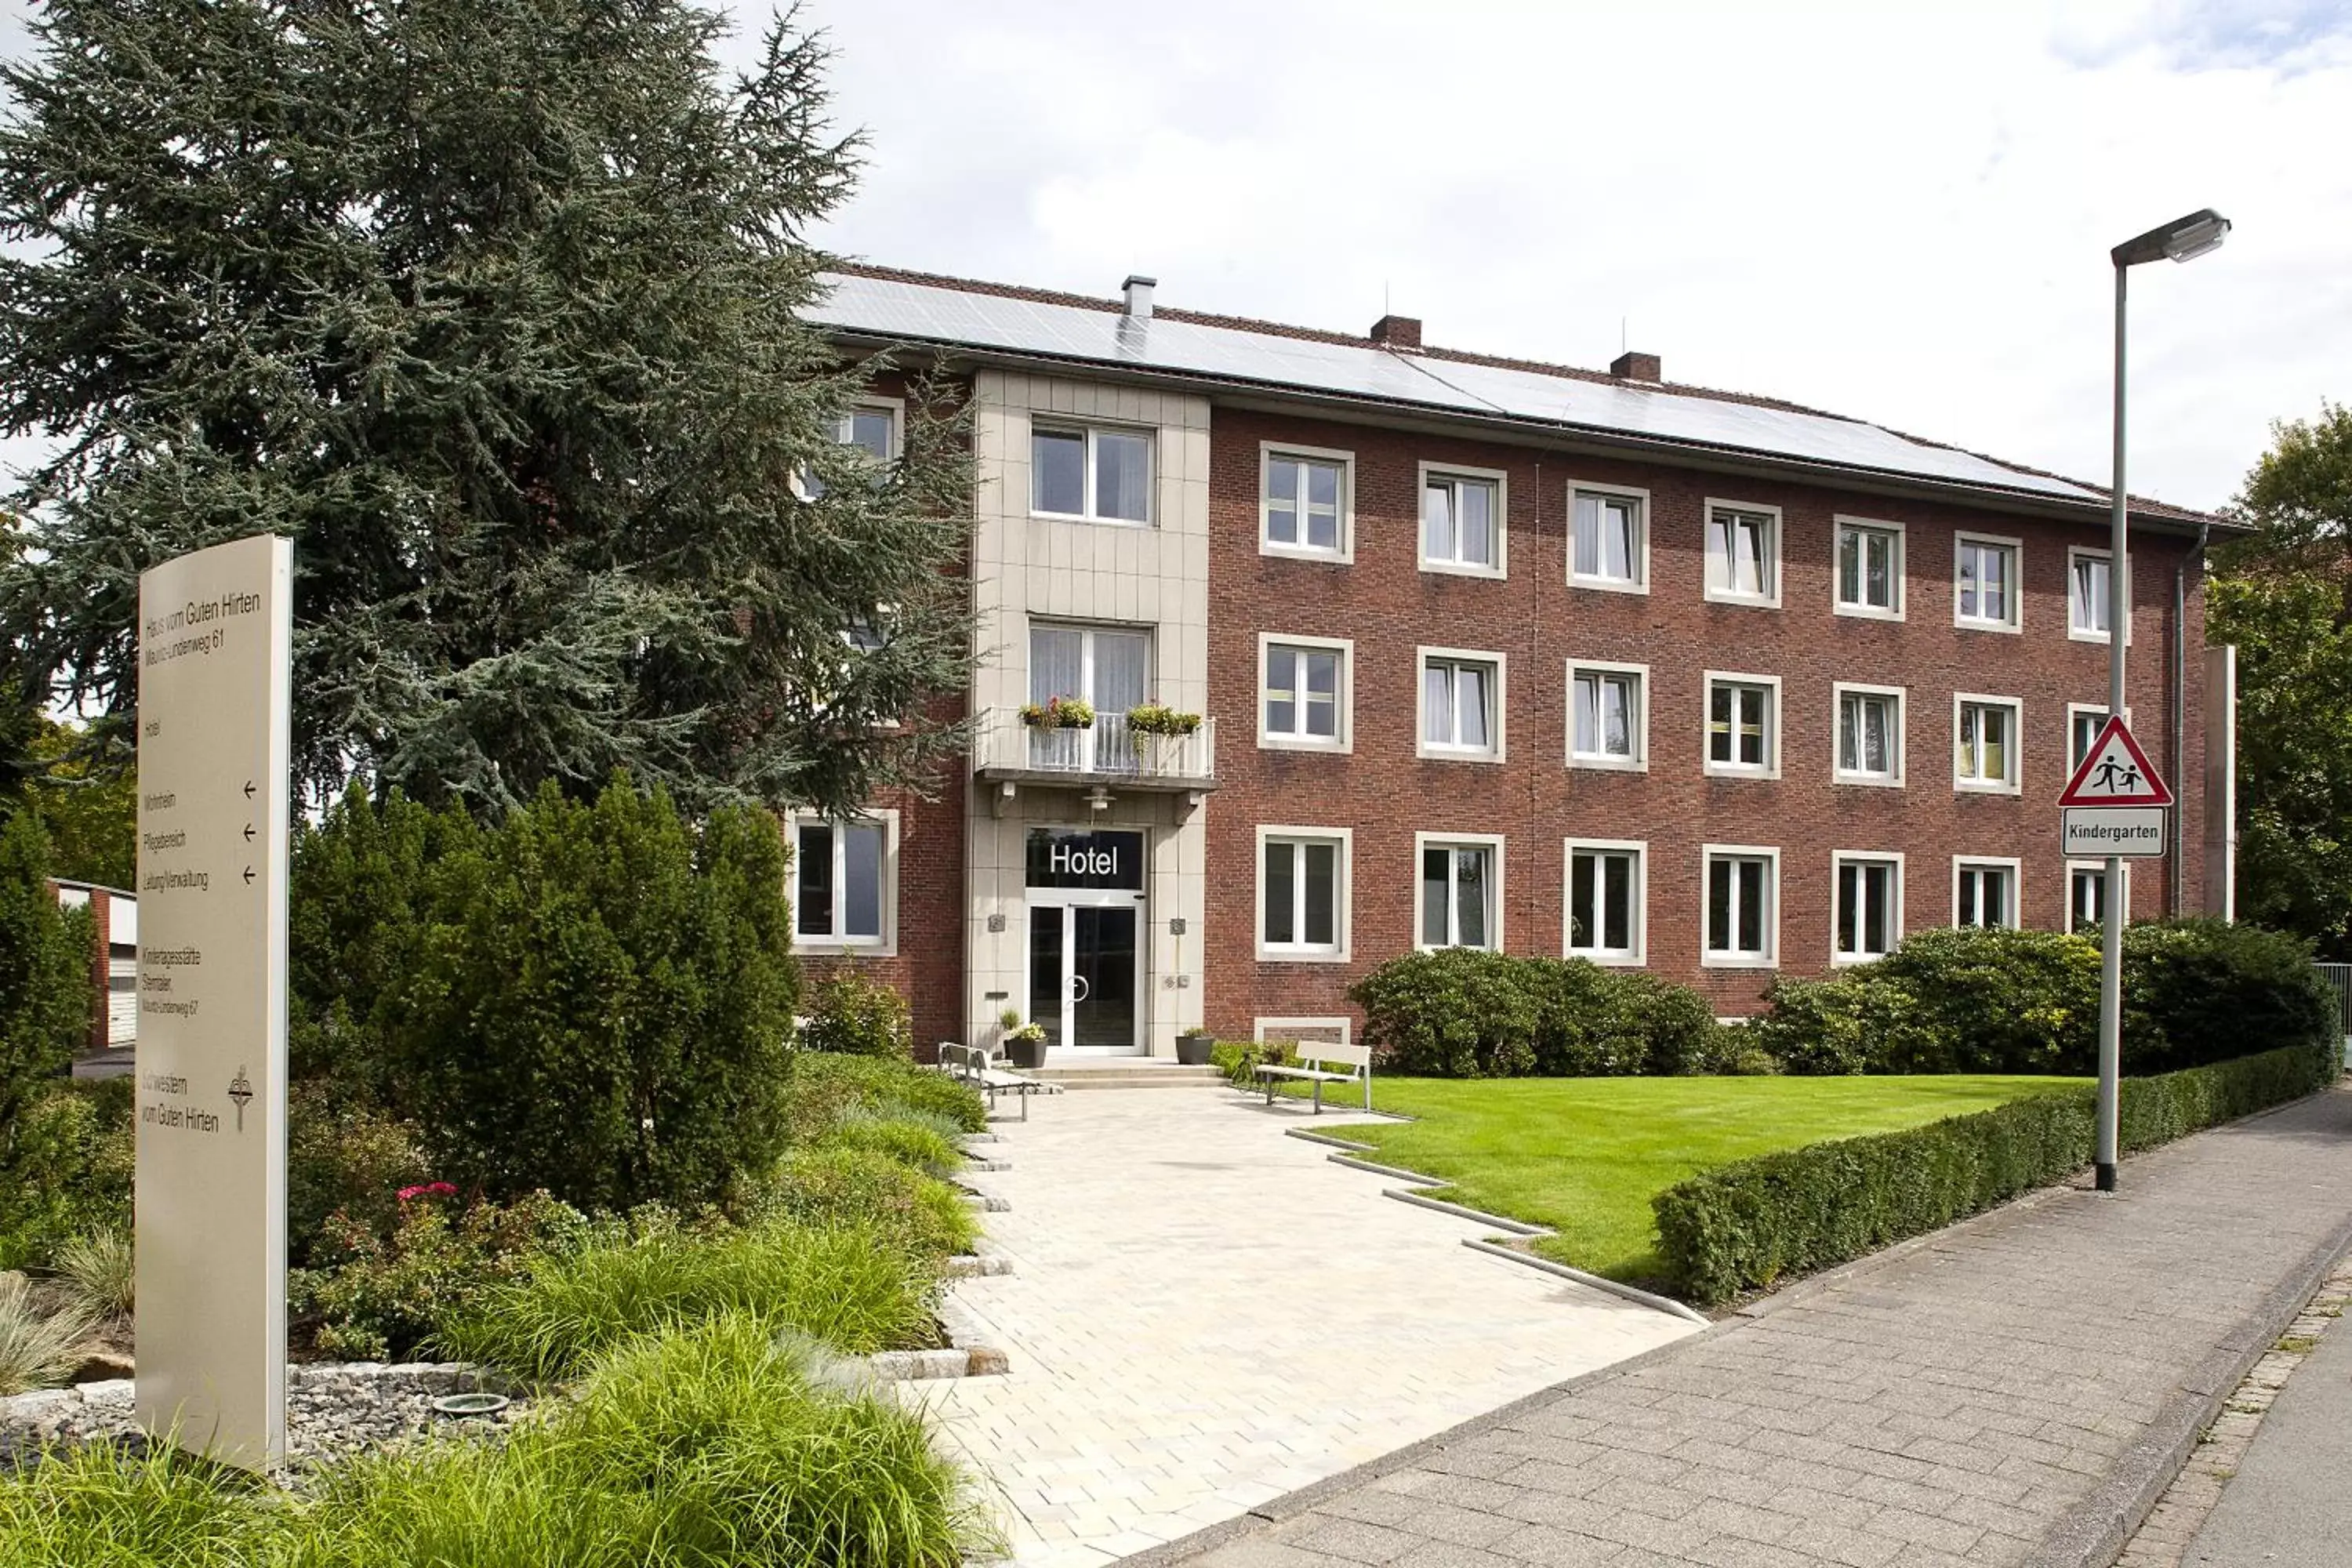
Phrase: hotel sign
[
  {"left": 1026, "top": 828, "right": 1145, "bottom": 891},
  {"left": 135, "top": 534, "right": 292, "bottom": 1471}
]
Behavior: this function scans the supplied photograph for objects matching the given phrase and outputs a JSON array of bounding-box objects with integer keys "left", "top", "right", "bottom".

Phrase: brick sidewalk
[{"left": 1142, "top": 1086, "right": 2352, "bottom": 1568}]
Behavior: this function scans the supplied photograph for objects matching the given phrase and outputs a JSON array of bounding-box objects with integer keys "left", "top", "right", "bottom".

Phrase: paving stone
[{"left": 1170, "top": 1089, "right": 2352, "bottom": 1568}]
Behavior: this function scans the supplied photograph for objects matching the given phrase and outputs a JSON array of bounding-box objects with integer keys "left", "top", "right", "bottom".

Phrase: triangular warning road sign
[{"left": 2059, "top": 716, "right": 2174, "bottom": 807}]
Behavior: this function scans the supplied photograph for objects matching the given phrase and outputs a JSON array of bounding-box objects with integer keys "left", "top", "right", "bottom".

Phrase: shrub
[
  {"left": 1350, "top": 949, "right": 1538, "bottom": 1077},
  {"left": 0, "top": 1439, "right": 263, "bottom": 1568},
  {"left": 53, "top": 1226, "right": 134, "bottom": 1320},
  {"left": 0, "top": 1083, "right": 132, "bottom": 1272},
  {"left": 1867, "top": 925, "right": 2101, "bottom": 1073},
  {"left": 0, "top": 808, "right": 93, "bottom": 1133},
  {"left": 1749, "top": 972, "right": 1944, "bottom": 1076},
  {"left": 2121, "top": 918, "right": 2337, "bottom": 1078},
  {"left": 800, "top": 971, "right": 913, "bottom": 1058},
  {"left": 286, "top": 1080, "right": 431, "bottom": 1265},
  {"left": 1524, "top": 959, "right": 1726, "bottom": 1077},
  {"left": 293, "top": 1191, "right": 584, "bottom": 1362},
  {"left": 1654, "top": 1044, "right": 2333, "bottom": 1305},
  {"left": 433, "top": 1218, "right": 937, "bottom": 1381},
  {"left": 746, "top": 1147, "right": 979, "bottom": 1260},
  {"left": 0, "top": 1272, "right": 94, "bottom": 1396},
  {"left": 815, "top": 1108, "right": 962, "bottom": 1178},
  {"left": 783, "top": 1052, "right": 986, "bottom": 1138},
  {"left": 379, "top": 778, "right": 800, "bottom": 1212}
]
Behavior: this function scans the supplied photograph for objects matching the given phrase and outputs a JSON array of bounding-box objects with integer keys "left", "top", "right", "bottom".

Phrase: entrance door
[{"left": 1025, "top": 898, "right": 1143, "bottom": 1054}]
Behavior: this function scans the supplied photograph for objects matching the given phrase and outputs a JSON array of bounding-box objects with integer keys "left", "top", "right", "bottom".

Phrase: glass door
[
  {"left": 1026, "top": 906, "right": 1065, "bottom": 1050},
  {"left": 1029, "top": 625, "right": 1149, "bottom": 773},
  {"left": 1023, "top": 896, "right": 1144, "bottom": 1054}
]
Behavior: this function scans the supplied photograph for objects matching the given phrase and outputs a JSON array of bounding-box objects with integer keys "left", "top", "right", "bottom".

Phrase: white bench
[
  {"left": 1251, "top": 1040, "right": 1373, "bottom": 1113},
  {"left": 938, "top": 1042, "right": 1062, "bottom": 1122}
]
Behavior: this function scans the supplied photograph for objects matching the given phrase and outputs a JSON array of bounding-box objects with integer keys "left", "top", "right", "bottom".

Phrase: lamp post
[{"left": 2096, "top": 208, "right": 2230, "bottom": 1192}]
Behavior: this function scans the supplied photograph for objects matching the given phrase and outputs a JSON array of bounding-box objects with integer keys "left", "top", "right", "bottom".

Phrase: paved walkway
[
  {"left": 920, "top": 1087, "right": 1697, "bottom": 1566},
  {"left": 1151, "top": 1086, "right": 2352, "bottom": 1568}
]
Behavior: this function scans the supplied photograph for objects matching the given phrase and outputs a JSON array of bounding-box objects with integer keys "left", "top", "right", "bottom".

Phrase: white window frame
[
  {"left": 1565, "top": 481, "right": 1650, "bottom": 594},
  {"left": 1953, "top": 531, "right": 2024, "bottom": 633},
  {"left": 1701, "top": 843, "right": 1781, "bottom": 968},
  {"left": 1831, "top": 850, "right": 1905, "bottom": 965},
  {"left": 1703, "top": 499, "right": 1783, "bottom": 608},
  {"left": 1953, "top": 692, "right": 2024, "bottom": 795},
  {"left": 1256, "top": 633, "right": 1353, "bottom": 753},
  {"left": 2067, "top": 546, "right": 2130, "bottom": 644},
  {"left": 839, "top": 396, "right": 905, "bottom": 459},
  {"left": 1566, "top": 659, "right": 1649, "bottom": 771},
  {"left": 1417, "top": 647, "right": 1508, "bottom": 762},
  {"left": 2067, "top": 859, "right": 2131, "bottom": 935},
  {"left": 1952, "top": 856, "right": 2024, "bottom": 931},
  {"left": 1416, "top": 461, "right": 1510, "bottom": 579},
  {"left": 1254, "top": 826, "right": 1352, "bottom": 963},
  {"left": 1832, "top": 682, "right": 1907, "bottom": 787},
  {"left": 1832, "top": 515, "right": 1906, "bottom": 621},
  {"left": 1030, "top": 420, "right": 1155, "bottom": 525},
  {"left": 789, "top": 808, "right": 900, "bottom": 956},
  {"left": 2067, "top": 703, "right": 2111, "bottom": 771},
  {"left": 1259, "top": 441, "right": 1355, "bottom": 562},
  {"left": 1703, "top": 670, "right": 1781, "bottom": 779},
  {"left": 1414, "top": 832, "right": 1506, "bottom": 953},
  {"left": 1563, "top": 837, "right": 1647, "bottom": 966}
]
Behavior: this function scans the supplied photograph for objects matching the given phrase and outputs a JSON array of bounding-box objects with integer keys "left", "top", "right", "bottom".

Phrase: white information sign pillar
[{"left": 133, "top": 534, "right": 292, "bottom": 1470}]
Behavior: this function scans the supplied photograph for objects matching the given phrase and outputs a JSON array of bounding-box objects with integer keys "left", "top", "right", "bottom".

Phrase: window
[
  {"left": 1569, "top": 485, "right": 1647, "bottom": 590},
  {"left": 1834, "top": 684, "right": 1904, "bottom": 786},
  {"left": 793, "top": 401, "right": 899, "bottom": 499},
  {"left": 1704, "top": 502, "right": 1780, "bottom": 605},
  {"left": 1259, "top": 830, "right": 1348, "bottom": 960},
  {"left": 1955, "top": 533, "right": 2022, "bottom": 631},
  {"left": 1419, "top": 465, "right": 1506, "bottom": 575},
  {"left": 1704, "top": 673, "right": 1779, "bottom": 776},
  {"left": 1834, "top": 853, "right": 1903, "bottom": 963},
  {"left": 1259, "top": 637, "right": 1348, "bottom": 750},
  {"left": 1703, "top": 846, "right": 1778, "bottom": 965},
  {"left": 1954, "top": 858, "right": 2020, "bottom": 930},
  {"left": 2070, "top": 705, "right": 2110, "bottom": 770},
  {"left": 1565, "top": 840, "right": 1644, "bottom": 963},
  {"left": 1567, "top": 661, "right": 1646, "bottom": 770},
  {"left": 2070, "top": 548, "right": 2118, "bottom": 641},
  {"left": 1835, "top": 518, "right": 1904, "bottom": 618},
  {"left": 1417, "top": 836, "right": 1501, "bottom": 950},
  {"left": 1419, "top": 650, "right": 1505, "bottom": 760},
  {"left": 1955, "top": 695, "right": 2022, "bottom": 793},
  {"left": 1033, "top": 424, "right": 1152, "bottom": 522},
  {"left": 2068, "top": 861, "right": 2129, "bottom": 934},
  {"left": 1029, "top": 623, "right": 1149, "bottom": 773},
  {"left": 1261, "top": 445, "right": 1352, "bottom": 558},
  {"left": 793, "top": 813, "right": 895, "bottom": 950}
]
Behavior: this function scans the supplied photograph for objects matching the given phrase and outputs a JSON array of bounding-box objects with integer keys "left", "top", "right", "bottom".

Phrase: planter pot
[
  {"left": 1004, "top": 1036, "right": 1047, "bottom": 1071},
  {"left": 1174, "top": 1033, "right": 1214, "bottom": 1067}
]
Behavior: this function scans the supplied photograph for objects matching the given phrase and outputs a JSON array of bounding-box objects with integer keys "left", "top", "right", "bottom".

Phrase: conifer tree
[{"left": 0, "top": 0, "right": 973, "bottom": 815}]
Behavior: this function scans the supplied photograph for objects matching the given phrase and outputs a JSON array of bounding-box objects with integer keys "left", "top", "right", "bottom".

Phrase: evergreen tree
[{"left": 0, "top": 0, "right": 973, "bottom": 816}]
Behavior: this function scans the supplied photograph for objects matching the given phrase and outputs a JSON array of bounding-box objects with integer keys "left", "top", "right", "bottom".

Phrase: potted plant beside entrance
[
  {"left": 1174, "top": 1026, "right": 1215, "bottom": 1067},
  {"left": 1001, "top": 1010, "right": 1049, "bottom": 1071}
]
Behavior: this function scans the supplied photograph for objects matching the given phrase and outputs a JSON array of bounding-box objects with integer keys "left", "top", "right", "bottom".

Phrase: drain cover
[{"left": 430, "top": 1392, "right": 510, "bottom": 1417}]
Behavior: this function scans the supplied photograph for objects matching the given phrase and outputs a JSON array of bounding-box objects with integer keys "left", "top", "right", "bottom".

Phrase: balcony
[{"left": 974, "top": 708, "right": 1218, "bottom": 801}]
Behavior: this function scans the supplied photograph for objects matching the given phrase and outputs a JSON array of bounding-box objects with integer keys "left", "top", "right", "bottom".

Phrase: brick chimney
[
  {"left": 1370, "top": 314, "right": 1422, "bottom": 350},
  {"left": 1610, "top": 350, "right": 1661, "bottom": 383}
]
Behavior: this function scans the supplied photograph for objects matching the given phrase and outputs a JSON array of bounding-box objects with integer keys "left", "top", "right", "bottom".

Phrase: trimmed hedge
[
  {"left": 1348, "top": 949, "right": 1728, "bottom": 1079},
  {"left": 1653, "top": 1042, "right": 2339, "bottom": 1306}
]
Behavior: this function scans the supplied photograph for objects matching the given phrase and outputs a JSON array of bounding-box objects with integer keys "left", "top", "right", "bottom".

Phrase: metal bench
[
  {"left": 1251, "top": 1040, "right": 1373, "bottom": 1113},
  {"left": 938, "top": 1042, "right": 1062, "bottom": 1121}
]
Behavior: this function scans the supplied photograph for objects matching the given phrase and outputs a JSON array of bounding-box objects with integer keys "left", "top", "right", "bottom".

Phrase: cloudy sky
[
  {"left": 0, "top": 1, "right": 2343, "bottom": 514},
  {"left": 757, "top": 0, "right": 2351, "bottom": 514}
]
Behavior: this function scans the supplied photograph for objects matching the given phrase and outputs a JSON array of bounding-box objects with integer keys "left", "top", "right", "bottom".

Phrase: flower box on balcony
[
  {"left": 1019, "top": 696, "right": 1095, "bottom": 730},
  {"left": 1126, "top": 703, "right": 1203, "bottom": 737}
]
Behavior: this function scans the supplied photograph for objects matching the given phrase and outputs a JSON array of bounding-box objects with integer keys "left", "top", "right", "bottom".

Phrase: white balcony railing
[{"left": 975, "top": 708, "right": 1217, "bottom": 789}]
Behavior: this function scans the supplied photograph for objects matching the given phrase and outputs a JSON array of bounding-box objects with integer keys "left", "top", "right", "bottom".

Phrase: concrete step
[{"left": 1029, "top": 1063, "right": 1225, "bottom": 1090}]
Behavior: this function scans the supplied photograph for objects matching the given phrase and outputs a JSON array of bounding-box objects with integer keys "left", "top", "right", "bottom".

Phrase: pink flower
[{"left": 397, "top": 1181, "right": 459, "bottom": 1204}]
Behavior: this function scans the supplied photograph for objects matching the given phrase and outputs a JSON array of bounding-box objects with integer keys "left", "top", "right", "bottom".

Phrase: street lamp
[{"left": 2096, "top": 208, "right": 2229, "bottom": 1192}]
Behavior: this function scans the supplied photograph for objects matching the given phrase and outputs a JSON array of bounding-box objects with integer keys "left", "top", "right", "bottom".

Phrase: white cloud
[{"left": 776, "top": 0, "right": 2352, "bottom": 511}]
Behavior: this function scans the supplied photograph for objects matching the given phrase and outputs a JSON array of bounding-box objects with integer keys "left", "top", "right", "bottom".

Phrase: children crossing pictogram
[{"left": 2057, "top": 715, "right": 2173, "bottom": 807}]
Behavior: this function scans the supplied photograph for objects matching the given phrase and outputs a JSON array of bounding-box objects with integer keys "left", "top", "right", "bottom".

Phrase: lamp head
[{"left": 2113, "top": 209, "right": 2230, "bottom": 268}]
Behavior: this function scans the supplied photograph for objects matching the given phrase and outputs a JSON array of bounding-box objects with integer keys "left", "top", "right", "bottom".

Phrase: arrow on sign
[
  {"left": 2058, "top": 716, "right": 2175, "bottom": 807},
  {"left": 243, "top": 823, "right": 256, "bottom": 842},
  {"left": 242, "top": 866, "right": 255, "bottom": 885},
  {"left": 243, "top": 780, "right": 256, "bottom": 800}
]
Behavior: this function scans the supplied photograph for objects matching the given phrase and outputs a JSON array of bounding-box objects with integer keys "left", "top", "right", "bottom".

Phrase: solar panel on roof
[{"left": 808, "top": 273, "right": 2104, "bottom": 505}]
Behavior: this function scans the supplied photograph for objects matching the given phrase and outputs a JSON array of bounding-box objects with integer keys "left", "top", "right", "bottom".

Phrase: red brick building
[{"left": 800, "top": 267, "right": 2237, "bottom": 1055}]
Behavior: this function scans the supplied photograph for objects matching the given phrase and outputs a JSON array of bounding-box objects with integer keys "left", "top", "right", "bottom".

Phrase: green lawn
[{"left": 1337, "top": 1075, "right": 2089, "bottom": 1287}]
